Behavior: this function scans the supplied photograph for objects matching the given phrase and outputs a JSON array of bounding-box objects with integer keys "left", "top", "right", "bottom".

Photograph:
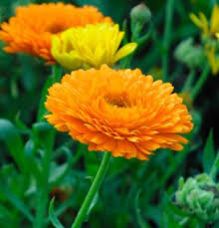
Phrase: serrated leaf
[
  {"left": 49, "top": 198, "right": 64, "bottom": 228},
  {"left": 203, "top": 130, "right": 215, "bottom": 174}
]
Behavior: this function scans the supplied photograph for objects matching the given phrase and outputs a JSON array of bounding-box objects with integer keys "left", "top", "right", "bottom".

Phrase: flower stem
[
  {"left": 71, "top": 152, "right": 111, "bottom": 228},
  {"left": 37, "top": 64, "right": 62, "bottom": 121},
  {"left": 182, "top": 69, "right": 195, "bottom": 92},
  {"left": 210, "top": 152, "right": 219, "bottom": 180},
  {"left": 162, "top": 0, "right": 174, "bottom": 82},
  {"left": 34, "top": 65, "right": 60, "bottom": 227},
  {"left": 34, "top": 141, "right": 53, "bottom": 228},
  {"left": 191, "top": 64, "right": 210, "bottom": 101}
]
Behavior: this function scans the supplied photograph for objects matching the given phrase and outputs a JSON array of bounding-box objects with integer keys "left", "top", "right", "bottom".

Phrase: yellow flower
[
  {"left": 190, "top": 5, "right": 219, "bottom": 75},
  {"left": 51, "top": 23, "right": 137, "bottom": 70},
  {"left": 0, "top": 3, "right": 112, "bottom": 63},
  {"left": 190, "top": 12, "right": 209, "bottom": 36},
  {"left": 190, "top": 5, "right": 219, "bottom": 37},
  {"left": 205, "top": 45, "right": 219, "bottom": 75}
]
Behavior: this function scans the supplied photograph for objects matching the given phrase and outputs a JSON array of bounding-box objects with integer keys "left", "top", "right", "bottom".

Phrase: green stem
[
  {"left": 191, "top": 64, "right": 210, "bottom": 101},
  {"left": 34, "top": 65, "right": 60, "bottom": 228},
  {"left": 51, "top": 64, "right": 62, "bottom": 82},
  {"left": 34, "top": 142, "right": 53, "bottom": 228},
  {"left": 162, "top": 0, "right": 174, "bottom": 82},
  {"left": 37, "top": 65, "right": 62, "bottom": 121},
  {"left": 71, "top": 152, "right": 111, "bottom": 228},
  {"left": 182, "top": 69, "right": 195, "bottom": 92},
  {"left": 34, "top": 128, "right": 55, "bottom": 228},
  {"left": 210, "top": 153, "right": 219, "bottom": 180}
]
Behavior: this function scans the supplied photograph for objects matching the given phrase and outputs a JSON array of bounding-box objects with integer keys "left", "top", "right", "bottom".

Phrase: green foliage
[
  {"left": 203, "top": 130, "right": 216, "bottom": 174},
  {"left": 175, "top": 173, "right": 219, "bottom": 222},
  {"left": 0, "top": 0, "right": 218, "bottom": 227},
  {"left": 0, "top": 119, "right": 26, "bottom": 173},
  {"left": 49, "top": 198, "right": 64, "bottom": 228}
]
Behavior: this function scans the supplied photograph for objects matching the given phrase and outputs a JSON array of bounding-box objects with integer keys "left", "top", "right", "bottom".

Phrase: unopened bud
[
  {"left": 174, "top": 38, "right": 205, "bottom": 69},
  {"left": 175, "top": 173, "right": 219, "bottom": 222},
  {"left": 130, "top": 3, "right": 151, "bottom": 26}
]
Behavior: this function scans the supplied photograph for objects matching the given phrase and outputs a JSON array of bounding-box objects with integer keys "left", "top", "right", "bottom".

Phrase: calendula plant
[{"left": 0, "top": 1, "right": 218, "bottom": 228}]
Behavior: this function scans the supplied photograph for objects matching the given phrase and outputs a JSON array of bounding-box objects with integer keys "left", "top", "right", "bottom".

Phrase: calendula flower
[
  {"left": 190, "top": 5, "right": 219, "bottom": 37},
  {"left": 190, "top": 5, "right": 219, "bottom": 75},
  {"left": 51, "top": 23, "right": 137, "bottom": 70},
  {"left": 0, "top": 3, "right": 112, "bottom": 63},
  {"left": 45, "top": 65, "right": 193, "bottom": 160}
]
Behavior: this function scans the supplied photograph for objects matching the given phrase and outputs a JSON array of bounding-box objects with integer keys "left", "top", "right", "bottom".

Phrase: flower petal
[{"left": 113, "top": 42, "right": 137, "bottom": 62}]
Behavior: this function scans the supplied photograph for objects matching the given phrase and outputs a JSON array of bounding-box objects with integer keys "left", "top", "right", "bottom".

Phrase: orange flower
[
  {"left": 45, "top": 65, "right": 193, "bottom": 160},
  {"left": 0, "top": 3, "right": 111, "bottom": 63}
]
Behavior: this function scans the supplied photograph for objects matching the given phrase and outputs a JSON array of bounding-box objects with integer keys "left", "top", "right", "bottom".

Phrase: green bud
[
  {"left": 130, "top": 3, "right": 151, "bottom": 25},
  {"left": 130, "top": 4, "right": 152, "bottom": 44},
  {"left": 175, "top": 173, "right": 219, "bottom": 222},
  {"left": 174, "top": 38, "right": 205, "bottom": 69}
]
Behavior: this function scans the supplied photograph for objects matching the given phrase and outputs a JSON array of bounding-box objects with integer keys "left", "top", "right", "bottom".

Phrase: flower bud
[
  {"left": 175, "top": 173, "right": 219, "bottom": 222},
  {"left": 174, "top": 38, "right": 205, "bottom": 69},
  {"left": 130, "top": 3, "right": 151, "bottom": 25},
  {"left": 130, "top": 3, "right": 152, "bottom": 44}
]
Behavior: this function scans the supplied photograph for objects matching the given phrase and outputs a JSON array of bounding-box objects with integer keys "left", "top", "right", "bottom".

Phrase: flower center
[
  {"left": 48, "top": 24, "right": 66, "bottom": 34},
  {"left": 105, "top": 94, "right": 130, "bottom": 108}
]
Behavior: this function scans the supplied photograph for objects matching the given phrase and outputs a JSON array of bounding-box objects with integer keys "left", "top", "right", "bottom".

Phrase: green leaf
[
  {"left": 14, "top": 113, "right": 30, "bottom": 134},
  {"left": 32, "top": 121, "right": 55, "bottom": 151},
  {"left": 18, "top": 54, "right": 37, "bottom": 92},
  {"left": 0, "top": 204, "right": 12, "bottom": 219},
  {"left": 49, "top": 198, "right": 64, "bottom": 228},
  {"left": 24, "top": 139, "right": 42, "bottom": 181},
  {"left": 203, "top": 130, "right": 215, "bottom": 174},
  {"left": 50, "top": 151, "right": 75, "bottom": 186},
  {"left": 0, "top": 184, "right": 34, "bottom": 222},
  {"left": 134, "top": 190, "right": 150, "bottom": 228},
  {"left": 86, "top": 193, "right": 99, "bottom": 219},
  {"left": 0, "top": 119, "right": 26, "bottom": 173},
  {"left": 49, "top": 163, "right": 69, "bottom": 183}
]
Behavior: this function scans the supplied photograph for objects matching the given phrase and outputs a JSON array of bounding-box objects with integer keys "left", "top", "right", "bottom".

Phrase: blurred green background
[{"left": 0, "top": 0, "right": 219, "bottom": 227}]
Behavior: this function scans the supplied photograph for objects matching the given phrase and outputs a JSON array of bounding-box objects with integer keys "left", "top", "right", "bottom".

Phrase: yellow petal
[
  {"left": 113, "top": 42, "right": 137, "bottom": 62},
  {"left": 210, "top": 4, "right": 219, "bottom": 34},
  {"left": 51, "top": 35, "right": 61, "bottom": 58},
  {"left": 190, "top": 13, "right": 203, "bottom": 27},
  {"left": 205, "top": 46, "right": 219, "bottom": 75},
  {"left": 189, "top": 12, "right": 209, "bottom": 35},
  {"left": 199, "top": 12, "right": 209, "bottom": 34}
]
